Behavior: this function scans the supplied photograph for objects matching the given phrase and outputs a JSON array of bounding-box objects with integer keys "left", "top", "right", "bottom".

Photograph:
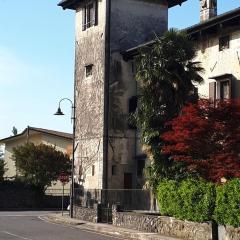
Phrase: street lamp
[{"left": 54, "top": 97, "right": 76, "bottom": 218}]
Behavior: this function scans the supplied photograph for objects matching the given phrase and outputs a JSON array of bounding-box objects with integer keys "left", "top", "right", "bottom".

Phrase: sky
[{"left": 0, "top": 0, "right": 239, "bottom": 139}]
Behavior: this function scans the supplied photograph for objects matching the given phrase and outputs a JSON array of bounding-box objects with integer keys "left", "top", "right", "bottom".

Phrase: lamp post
[{"left": 54, "top": 98, "right": 76, "bottom": 218}]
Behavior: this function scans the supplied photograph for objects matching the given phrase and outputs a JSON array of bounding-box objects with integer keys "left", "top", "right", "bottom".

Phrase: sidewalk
[{"left": 42, "top": 213, "right": 183, "bottom": 240}]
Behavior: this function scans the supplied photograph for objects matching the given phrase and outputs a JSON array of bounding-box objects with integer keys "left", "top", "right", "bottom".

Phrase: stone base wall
[
  {"left": 219, "top": 225, "right": 240, "bottom": 240},
  {"left": 112, "top": 209, "right": 212, "bottom": 240},
  {"left": 73, "top": 205, "right": 99, "bottom": 223}
]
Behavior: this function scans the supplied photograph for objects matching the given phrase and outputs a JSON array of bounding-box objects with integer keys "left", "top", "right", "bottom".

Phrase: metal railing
[{"left": 74, "top": 188, "right": 154, "bottom": 211}]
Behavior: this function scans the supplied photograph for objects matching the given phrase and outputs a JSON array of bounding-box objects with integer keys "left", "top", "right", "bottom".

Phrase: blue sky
[{"left": 0, "top": 0, "right": 239, "bottom": 138}]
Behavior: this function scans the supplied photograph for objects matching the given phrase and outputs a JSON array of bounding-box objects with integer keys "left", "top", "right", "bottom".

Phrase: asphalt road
[{"left": 0, "top": 211, "right": 121, "bottom": 240}]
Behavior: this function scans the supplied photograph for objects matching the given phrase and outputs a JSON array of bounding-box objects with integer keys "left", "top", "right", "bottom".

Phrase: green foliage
[
  {"left": 214, "top": 179, "right": 240, "bottom": 227},
  {"left": 133, "top": 29, "right": 204, "bottom": 190},
  {"left": 156, "top": 180, "right": 181, "bottom": 217},
  {"left": 12, "top": 143, "right": 71, "bottom": 191},
  {"left": 157, "top": 178, "right": 215, "bottom": 222},
  {"left": 135, "top": 29, "right": 203, "bottom": 145}
]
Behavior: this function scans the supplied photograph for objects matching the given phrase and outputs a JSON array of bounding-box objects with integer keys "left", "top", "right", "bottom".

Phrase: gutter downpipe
[
  {"left": 102, "top": 0, "right": 111, "bottom": 202},
  {"left": 70, "top": 37, "right": 78, "bottom": 218}
]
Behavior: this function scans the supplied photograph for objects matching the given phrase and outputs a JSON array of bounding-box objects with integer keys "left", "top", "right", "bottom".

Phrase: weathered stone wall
[
  {"left": 195, "top": 29, "right": 240, "bottom": 99},
  {"left": 74, "top": 205, "right": 99, "bottom": 223},
  {"left": 112, "top": 210, "right": 212, "bottom": 240},
  {"left": 74, "top": 1, "right": 106, "bottom": 189},
  {"left": 107, "top": 0, "right": 168, "bottom": 189},
  {"left": 110, "top": 0, "right": 168, "bottom": 52},
  {"left": 219, "top": 225, "right": 240, "bottom": 240},
  {"left": 107, "top": 53, "right": 137, "bottom": 189},
  {"left": 73, "top": 0, "right": 169, "bottom": 190}
]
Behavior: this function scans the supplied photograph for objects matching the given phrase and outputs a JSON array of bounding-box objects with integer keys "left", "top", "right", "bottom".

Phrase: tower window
[
  {"left": 137, "top": 159, "right": 145, "bottom": 177},
  {"left": 128, "top": 96, "right": 138, "bottom": 114},
  {"left": 85, "top": 65, "right": 93, "bottom": 77},
  {"left": 82, "top": 1, "right": 98, "bottom": 31},
  {"left": 112, "top": 165, "right": 117, "bottom": 176},
  {"left": 219, "top": 35, "right": 230, "bottom": 51},
  {"left": 92, "top": 165, "right": 95, "bottom": 176}
]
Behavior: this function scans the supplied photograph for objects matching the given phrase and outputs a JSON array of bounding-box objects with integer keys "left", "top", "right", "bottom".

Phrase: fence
[{"left": 74, "top": 188, "right": 154, "bottom": 211}]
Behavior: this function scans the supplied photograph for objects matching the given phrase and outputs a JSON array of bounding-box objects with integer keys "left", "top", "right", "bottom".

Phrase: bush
[
  {"left": 157, "top": 178, "right": 215, "bottom": 222},
  {"left": 156, "top": 180, "right": 181, "bottom": 217},
  {"left": 214, "top": 179, "right": 240, "bottom": 227},
  {"left": 12, "top": 143, "right": 71, "bottom": 192}
]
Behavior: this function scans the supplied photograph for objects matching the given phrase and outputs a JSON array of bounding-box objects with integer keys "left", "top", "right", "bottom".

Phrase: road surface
[{"left": 0, "top": 211, "right": 121, "bottom": 240}]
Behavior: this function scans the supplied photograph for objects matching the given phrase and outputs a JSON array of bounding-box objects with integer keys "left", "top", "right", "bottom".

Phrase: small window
[
  {"left": 85, "top": 65, "right": 93, "bottom": 77},
  {"left": 209, "top": 74, "right": 234, "bottom": 102},
  {"left": 112, "top": 165, "right": 117, "bottom": 176},
  {"left": 220, "top": 80, "right": 230, "bottom": 100},
  {"left": 219, "top": 36, "right": 230, "bottom": 51},
  {"left": 129, "top": 96, "right": 138, "bottom": 114},
  {"left": 92, "top": 165, "right": 95, "bottom": 176},
  {"left": 137, "top": 159, "right": 145, "bottom": 177}
]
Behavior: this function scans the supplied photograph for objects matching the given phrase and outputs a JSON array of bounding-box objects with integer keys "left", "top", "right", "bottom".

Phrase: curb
[{"left": 41, "top": 214, "right": 182, "bottom": 240}]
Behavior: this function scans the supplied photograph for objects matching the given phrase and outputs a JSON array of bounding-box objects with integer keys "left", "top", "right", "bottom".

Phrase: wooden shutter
[
  {"left": 93, "top": 0, "right": 98, "bottom": 26},
  {"left": 209, "top": 82, "right": 216, "bottom": 102},
  {"left": 82, "top": 6, "right": 86, "bottom": 31}
]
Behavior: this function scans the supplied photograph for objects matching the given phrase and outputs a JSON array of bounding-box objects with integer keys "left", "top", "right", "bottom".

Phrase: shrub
[
  {"left": 162, "top": 100, "right": 240, "bottom": 183},
  {"left": 12, "top": 143, "right": 71, "bottom": 192},
  {"left": 156, "top": 180, "right": 181, "bottom": 217},
  {"left": 214, "top": 179, "right": 240, "bottom": 227},
  {"left": 157, "top": 178, "right": 215, "bottom": 222}
]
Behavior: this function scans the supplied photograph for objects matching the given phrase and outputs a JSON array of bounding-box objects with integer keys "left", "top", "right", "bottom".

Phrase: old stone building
[
  {"left": 124, "top": 0, "right": 240, "bottom": 101},
  {"left": 186, "top": 3, "right": 240, "bottom": 101},
  {"left": 58, "top": 0, "right": 240, "bottom": 191},
  {"left": 58, "top": 0, "right": 187, "bottom": 190}
]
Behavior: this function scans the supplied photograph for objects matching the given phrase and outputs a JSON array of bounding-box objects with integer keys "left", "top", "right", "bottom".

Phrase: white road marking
[
  {"left": 2, "top": 231, "right": 33, "bottom": 240},
  {"left": 39, "top": 216, "right": 125, "bottom": 239},
  {"left": 81, "top": 228, "right": 127, "bottom": 240},
  {"left": 0, "top": 215, "right": 39, "bottom": 217}
]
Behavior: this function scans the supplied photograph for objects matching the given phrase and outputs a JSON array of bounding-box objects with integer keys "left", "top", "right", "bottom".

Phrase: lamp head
[{"left": 54, "top": 107, "right": 64, "bottom": 116}]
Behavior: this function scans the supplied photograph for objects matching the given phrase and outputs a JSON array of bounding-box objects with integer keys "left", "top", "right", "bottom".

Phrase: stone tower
[
  {"left": 58, "top": 0, "right": 185, "bottom": 190},
  {"left": 200, "top": 0, "right": 217, "bottom": 22}
]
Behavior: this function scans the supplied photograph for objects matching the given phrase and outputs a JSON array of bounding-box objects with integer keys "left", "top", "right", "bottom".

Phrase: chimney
[{"left": 200, "top": 0, "right": 217, "bottom": 22}]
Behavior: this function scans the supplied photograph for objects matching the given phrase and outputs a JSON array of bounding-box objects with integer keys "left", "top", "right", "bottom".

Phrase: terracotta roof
[
  {"left": 0, "top": 126, "right": 72, "bottom": 143},
  {"left": 58, "top": 0, "right": 187, "bottom": 10}
]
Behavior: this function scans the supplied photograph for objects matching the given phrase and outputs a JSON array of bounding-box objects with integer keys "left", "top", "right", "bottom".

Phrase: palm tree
[{"left": 134, "top": 29, "right": 204, "bottom": 190}]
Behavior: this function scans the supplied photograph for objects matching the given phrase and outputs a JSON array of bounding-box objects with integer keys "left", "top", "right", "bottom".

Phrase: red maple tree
[{"left": 162, "top": 99, "right": 240, "bottom": 182}]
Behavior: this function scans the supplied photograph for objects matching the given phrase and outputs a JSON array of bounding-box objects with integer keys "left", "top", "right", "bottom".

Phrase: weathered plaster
[
  {"left": 74, "top": 1, "right": 106, "bottom": 189},
  {"left": 106, "top": 0, "right": 168, "bottom": 189},
  {"left": 74, "top": 0, "right": 168, "bottom": 190},
  {"left": 195, "top": 29, "right": 240, "bottom": 99}
]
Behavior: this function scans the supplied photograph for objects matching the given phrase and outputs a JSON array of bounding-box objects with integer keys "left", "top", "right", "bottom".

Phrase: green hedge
[
  {"left": 214, "top": 179, "right": 240, "bottom": 227},
  {"left": 157, "top": 178, "right": 215, "bottom": 222}
]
